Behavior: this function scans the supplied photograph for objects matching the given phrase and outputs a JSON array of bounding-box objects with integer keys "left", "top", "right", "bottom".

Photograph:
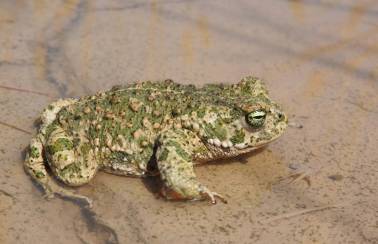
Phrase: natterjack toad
[{"left": 24, "top": 76, "right": 288, "bottom": 205}]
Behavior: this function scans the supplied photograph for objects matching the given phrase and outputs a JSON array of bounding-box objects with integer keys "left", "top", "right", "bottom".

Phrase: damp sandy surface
[{"left": 0, "top": 0, "right": 377, "bottom": 243}]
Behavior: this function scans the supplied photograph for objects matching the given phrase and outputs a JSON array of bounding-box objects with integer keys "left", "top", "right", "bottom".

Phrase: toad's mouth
[{"left": 236, "top": 129, "right": 287, "bottom": 153}]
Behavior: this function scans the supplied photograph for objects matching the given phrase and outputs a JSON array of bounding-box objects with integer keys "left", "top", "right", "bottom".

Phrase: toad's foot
[
  {"left": 161, "top": 184, "right": 227, "bottom": 204},
  {"left": 25, "top": 136, "right": 93, "bottom": 208},
  {"left": 54, "top": 189, "right": 93, "bottom": 208},
  {"left": 41, "top": 180, "right": 93, "bottom": 208},
  {"left": 199, "top": 186, "right": 227, "bottom": 204}
]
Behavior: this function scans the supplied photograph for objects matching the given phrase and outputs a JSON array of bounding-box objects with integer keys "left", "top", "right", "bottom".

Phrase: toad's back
[
  {"left": 50, "top": 80, "right": 241, "bottom": 173},
  {"left": 52, "top": 81, "right": 193, "bottom": 172}
]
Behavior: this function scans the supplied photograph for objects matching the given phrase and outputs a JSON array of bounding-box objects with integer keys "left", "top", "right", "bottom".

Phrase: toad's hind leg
[
  {"left": 25, "top": 126, "right": 98, "bottom": 207},
  {"left": 156, "top": 129, "right": 227, "bottom": 204},
  {"left": 44, "top": 126, "right": 99, "bottom": 206},
  {"left": 25, "top": 98, "right": 95, "bottom": 207}
]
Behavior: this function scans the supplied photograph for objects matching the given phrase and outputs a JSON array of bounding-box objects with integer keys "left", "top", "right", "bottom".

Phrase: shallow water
[{"left": 0, "top": 0, "right": 377, "bottom": 243}]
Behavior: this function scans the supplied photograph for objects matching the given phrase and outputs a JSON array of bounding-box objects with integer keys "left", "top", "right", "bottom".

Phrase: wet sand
[{"left": 0, "top": 0, "right": 377, "bottom": 243}]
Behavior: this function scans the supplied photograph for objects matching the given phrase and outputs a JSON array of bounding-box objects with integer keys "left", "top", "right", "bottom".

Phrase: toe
[
  {"left": 200, "top": 187, "right": 227, "bottom": 204},
  {"left": 214, "top": 192, "right": 228, "bottom": 204}
]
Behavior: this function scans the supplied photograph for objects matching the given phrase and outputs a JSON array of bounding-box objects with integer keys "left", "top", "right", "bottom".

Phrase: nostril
[{"left": 277, "top": 112, "right": 284, "bottom": 121}]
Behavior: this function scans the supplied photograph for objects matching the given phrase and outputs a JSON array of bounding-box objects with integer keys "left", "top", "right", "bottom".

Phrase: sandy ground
[{"left": 0, "top": 0, "right": 377, "bottom": 243}]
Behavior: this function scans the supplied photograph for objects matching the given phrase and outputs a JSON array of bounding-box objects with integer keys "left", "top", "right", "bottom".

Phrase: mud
[{"left": 0, "top": 0, "right": 377, "bottom": 243}]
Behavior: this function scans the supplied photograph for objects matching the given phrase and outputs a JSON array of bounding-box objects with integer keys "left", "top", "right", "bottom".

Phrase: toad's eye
[{"left": 246, "top": 110, "right": 266, "bottom": 128}]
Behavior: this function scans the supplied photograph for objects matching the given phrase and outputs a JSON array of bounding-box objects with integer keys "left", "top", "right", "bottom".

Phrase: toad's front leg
[{"left": 156, "top": 129, "right": 227, "bottom": 204}]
